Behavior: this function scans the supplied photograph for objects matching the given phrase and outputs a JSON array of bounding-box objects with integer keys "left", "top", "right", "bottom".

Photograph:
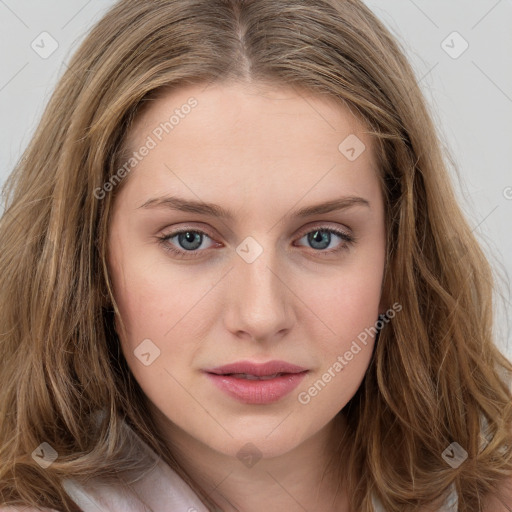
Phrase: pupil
[
  {"left": 179, "top": 232, "right": 201, "bottom": 250},
  {"left": 309, "top": 230, "right": 329, "bottom": 250}
]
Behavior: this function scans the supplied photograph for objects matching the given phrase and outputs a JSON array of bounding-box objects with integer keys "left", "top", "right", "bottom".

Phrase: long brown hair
[{"left": 1, "top": 0, "right": 511, "bottom": 510}]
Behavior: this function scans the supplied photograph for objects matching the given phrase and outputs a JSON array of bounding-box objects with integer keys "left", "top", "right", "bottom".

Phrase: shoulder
[
  {"left": 481, "top": 475, "right": 512, "bottom": 511},
  {"left": 0, "top": 508, "right": 60, "bottom": 512}
]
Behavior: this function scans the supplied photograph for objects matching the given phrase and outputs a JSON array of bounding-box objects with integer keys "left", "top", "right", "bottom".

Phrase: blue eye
[
  {"left": 170, "top": 231, "right": 205, "bottom": 251},
  {"left": 295, "top": 227, "right": 354, "bottom": 254},
  {"left": 157, "top": 226, "right": 355, "bottom": 259},
  {"left": 158, "top": 230, "right": 215, "bottom": 259}
]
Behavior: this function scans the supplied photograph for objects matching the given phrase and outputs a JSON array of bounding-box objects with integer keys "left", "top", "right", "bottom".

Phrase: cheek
[
  {"left": 108, "top": 251, "right": 216, "bottom": 396},
  {"left": 109, "top": 263, "right": 201, "bottom": 406},
  {"left": 299, "top": 259, "right": 383, "bottom": 341},
  {"left": 293, "top": 257, "right": 383, "bottom": 403},
  {"left": 295, "top": 276, "right": 379, "bottom": 413},
  {"left": 109, "top": 241, "right": 202, "bottom": 341}
]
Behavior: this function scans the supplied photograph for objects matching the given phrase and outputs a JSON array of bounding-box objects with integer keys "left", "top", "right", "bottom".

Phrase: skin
[{"left": 107, "top": 80, "right": 387, "bottom": 511}]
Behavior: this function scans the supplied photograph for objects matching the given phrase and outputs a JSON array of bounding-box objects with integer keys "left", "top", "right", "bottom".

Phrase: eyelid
[
  {"left": 294, "top": 222, "right": 353, "bottom": 239},
  {"left": 159, "top": 221, "right": 352, "bottom": 240},
  {"left": 158, "top": 221, "right": 355, "bottom": 258}
]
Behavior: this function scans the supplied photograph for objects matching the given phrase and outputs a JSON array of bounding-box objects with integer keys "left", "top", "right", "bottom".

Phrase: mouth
[
  {"left": 218, "top": 372, "right": 290, "bottom": 380},
  {"left": 205, "top": 360, "right": 308, "bottom": 377},
  {"left": 203, "top": 360, "right": 309, "bottom": 404}
]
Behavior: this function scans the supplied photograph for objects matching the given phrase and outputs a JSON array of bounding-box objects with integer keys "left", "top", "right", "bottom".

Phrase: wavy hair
[{"left": 1, "top": 0, "right": 511, "bottom": 510}]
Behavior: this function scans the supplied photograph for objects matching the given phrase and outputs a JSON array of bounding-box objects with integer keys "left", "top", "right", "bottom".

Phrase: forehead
[
  {"left": 126, "top": 80, "right": 373, "bottom": 157},
  {"left": 116, "top": 81, "right": 380, "bottom": 212}
]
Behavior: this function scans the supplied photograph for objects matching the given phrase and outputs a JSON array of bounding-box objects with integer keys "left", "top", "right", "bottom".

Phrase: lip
[
  {"left": 204, "top": 360, "right": 309, "bottom": 404},
  {"left": 205, "top": 360, "right": 308, "bottom": 377}
]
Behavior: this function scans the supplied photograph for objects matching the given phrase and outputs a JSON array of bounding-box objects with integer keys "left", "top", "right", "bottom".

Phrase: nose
[{"left": 223, "top": 244, "right": 295, "bottom": 343}]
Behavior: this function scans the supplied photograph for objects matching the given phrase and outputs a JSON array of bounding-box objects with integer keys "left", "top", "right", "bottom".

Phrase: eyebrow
[{"left": 137, "top": 195, "right": 370, "bottom": 219}]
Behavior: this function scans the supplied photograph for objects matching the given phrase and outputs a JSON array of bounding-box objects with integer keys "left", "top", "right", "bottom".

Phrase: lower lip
[{"left": 205, "top": 372, "right": 308, "bottom": 404}]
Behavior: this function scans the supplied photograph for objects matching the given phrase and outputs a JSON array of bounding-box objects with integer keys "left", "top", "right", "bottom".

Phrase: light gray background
[{"left": 1, "top": 1, "right": 511, "bottom": 357}]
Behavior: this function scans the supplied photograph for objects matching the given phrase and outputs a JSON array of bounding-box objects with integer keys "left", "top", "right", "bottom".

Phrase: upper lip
[{"left": 205, "top": 360, "right": 308, "bottom": 377}]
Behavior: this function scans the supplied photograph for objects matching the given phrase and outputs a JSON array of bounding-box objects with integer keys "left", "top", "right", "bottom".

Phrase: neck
[{"left": 152, "top": 408, "right": 352, "bottom": 512}]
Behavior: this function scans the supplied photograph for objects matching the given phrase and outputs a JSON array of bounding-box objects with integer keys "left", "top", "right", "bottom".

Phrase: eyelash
[{"left": 157, "top": 225, "right": 356, "bottom": 260}]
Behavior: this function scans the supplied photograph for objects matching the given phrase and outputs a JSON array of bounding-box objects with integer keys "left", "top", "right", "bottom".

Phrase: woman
[{"left": 0, "top": 0, "right": 511, "bottom": 510}]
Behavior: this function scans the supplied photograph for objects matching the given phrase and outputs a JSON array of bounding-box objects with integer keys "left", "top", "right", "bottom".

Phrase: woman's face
[{"left": 107, "top": 81, "right": 387, "bottom": 460}]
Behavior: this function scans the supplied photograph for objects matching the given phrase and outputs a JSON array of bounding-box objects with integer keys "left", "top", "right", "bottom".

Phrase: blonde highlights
[{"left": 1, "top": 1, "right": 511, "bottom": 510}]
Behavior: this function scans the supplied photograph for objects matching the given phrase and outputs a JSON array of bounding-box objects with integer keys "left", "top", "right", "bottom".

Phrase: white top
[
  {"left": 62, "top": 467, "right": 458, "bottom": 512},
  {"left": 61, "top": 472, "right": 458, "bottom": 512},
  {"left": 3, "top": 416, "right": 465, "bottom": 512},
  {"left": 62, "top": 458, "right": 211, "bottom": 512},
  {"left": 62, "top": 417, "right": 460, "bottom": 512}
]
